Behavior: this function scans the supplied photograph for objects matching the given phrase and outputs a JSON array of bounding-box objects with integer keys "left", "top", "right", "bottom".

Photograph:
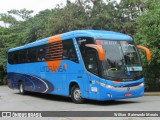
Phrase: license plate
[{"left": 125, "top": 93, "right": 132, "bottom": 96}]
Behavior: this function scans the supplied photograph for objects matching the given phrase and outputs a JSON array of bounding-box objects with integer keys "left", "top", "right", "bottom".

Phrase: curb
[{"left": 144, "top": 92, "right": 160, "bottom": 96}]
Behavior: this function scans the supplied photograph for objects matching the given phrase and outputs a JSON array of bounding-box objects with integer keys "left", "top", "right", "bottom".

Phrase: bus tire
[
  {"left": 19, "top": 81, "right": 26, "bottom": 95},
  {"left": 71, "top": 85, "right": 84, "bottom": 104}
]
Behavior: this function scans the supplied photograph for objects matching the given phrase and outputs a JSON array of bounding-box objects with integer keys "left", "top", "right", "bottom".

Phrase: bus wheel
[
  {"left": 19, "top": 81, "right": 26, "bottom": 95},
  {"left": 71, "top": 85, "right": 84, "bottom": 104}
]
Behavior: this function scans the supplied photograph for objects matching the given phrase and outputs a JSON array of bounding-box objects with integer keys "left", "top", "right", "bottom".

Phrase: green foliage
[
  {"left": 8, "top": 9, "right": 34, "bottom": 20},
  {"left": 134, "top": 0, "right": 160, "bottom": 91}
]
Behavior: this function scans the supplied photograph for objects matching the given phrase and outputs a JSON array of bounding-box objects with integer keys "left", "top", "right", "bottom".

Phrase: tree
[
  {"left": 134, "top": 0, "right": 160, "bottom": 91},
  {"left": 0, "top": 9, "right": 34, "bottom": 72},
  {"left": 0, "top": 13, "right": 17, "bottom": 27},
  {"left": 7, "top": 9, "right": 33, "bottom": 20}
]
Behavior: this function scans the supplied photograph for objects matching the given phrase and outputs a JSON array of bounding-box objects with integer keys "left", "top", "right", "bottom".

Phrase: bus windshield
[{"left": 97, "top": 40, "right": 142, "bottom": 81}]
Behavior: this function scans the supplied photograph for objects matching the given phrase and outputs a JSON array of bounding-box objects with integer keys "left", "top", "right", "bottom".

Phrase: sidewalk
[{"left": 144, "top": 92, "right": 160, "bottom": 96}]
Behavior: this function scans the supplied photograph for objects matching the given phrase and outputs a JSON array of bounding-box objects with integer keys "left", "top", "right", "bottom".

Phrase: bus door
[{"left": 85, "top": 49, "right": 101, "bottom": 99}]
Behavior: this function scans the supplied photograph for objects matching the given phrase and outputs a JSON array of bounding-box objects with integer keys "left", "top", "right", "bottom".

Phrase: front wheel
[
  {"left": 71, "top": 85, "right": 84, "bottom": 104},
  {"left": 19, "top": 81, "right": 26, "bottom": 95}
]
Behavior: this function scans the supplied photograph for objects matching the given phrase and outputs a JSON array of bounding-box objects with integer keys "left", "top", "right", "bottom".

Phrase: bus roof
[
  {"left": 8, "top": 30, "right": 133, "bottom": 52},
  {"left": 62, "top": 30, "right": 132, "bottom": 40}
]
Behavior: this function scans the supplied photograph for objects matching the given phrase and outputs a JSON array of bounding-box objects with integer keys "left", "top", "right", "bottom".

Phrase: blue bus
[{"left": 7, "top": 30, "right": 151, "bottom": 103}]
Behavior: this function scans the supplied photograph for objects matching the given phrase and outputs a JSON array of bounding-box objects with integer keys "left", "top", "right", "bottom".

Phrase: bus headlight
[
  {"left": 96, "top": 81, "right": 114, "bottom": 89},
  {"left": 106, "top": 84, "right": 114, "bottom": 89},
  {"left": 140, "top": 82, "right": 144, "bottom": 87},
  {"left": 99, "top": 82, "right": 106, "bottom": 87}
]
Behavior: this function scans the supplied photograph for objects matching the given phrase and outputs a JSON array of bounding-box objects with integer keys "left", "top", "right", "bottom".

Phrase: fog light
[
  {"left": 140, "top": 83, "right": 144, "bottom": 87},
  {"left": 107, "top": 94, "right": 112, "bottom": 97}
]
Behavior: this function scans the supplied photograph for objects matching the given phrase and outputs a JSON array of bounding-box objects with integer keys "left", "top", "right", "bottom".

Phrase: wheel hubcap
[
  {"left": 74, "top": 89, "right": 81, "bottom": 100},
  {"left": 20, "top": 84, "right": 23, "bottom": 93}
]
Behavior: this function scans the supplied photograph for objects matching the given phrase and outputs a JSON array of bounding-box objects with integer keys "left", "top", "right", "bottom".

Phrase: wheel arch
[{"left": 69, "top": 81, "right": 80, "bottom": 96}]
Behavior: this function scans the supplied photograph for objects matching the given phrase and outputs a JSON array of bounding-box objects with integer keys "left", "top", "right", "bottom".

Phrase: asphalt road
[
  {"left": 0, "top": 86, "right": 160, "bottom": 120},
  {"left": 0, "top": 86, "right": 159, "bottom": 111}
]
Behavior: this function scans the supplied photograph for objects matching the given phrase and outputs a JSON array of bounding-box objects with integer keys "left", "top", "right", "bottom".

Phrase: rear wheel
[
  {"left": 19, "top": 81, "right": 26, "bottom": 95},
  {"left": 71, "top": 85, "right": 84, "bottom": 104}
]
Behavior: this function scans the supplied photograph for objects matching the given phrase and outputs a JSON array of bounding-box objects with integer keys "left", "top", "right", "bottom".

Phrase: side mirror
[
  {"left": 136, "top": 45, "right": 151, "bottom": 61},
  {"left": 85, "top": 44, "right": 105, "bottom": 61}
]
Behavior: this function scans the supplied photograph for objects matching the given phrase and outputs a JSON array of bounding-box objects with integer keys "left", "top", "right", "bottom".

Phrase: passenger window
[
  {"left": 12, "top": 52, "right": 19, "bottom": 64},
  {"left": 45, "top": 41, "right": 63, "bottom": 61},
  {"left": 19, "top": 50, "right": 27, "bottom": 63},
  {"left": 8, "top": 52, "right": 14, "bottom": 64},
  {"left": 37, "top": 45, "right": 46, "bottom": 62},
  {"left": 62, "top": 39, "right": 79, "bottom": 63},
  {"left": 28, "top": 48, "right": 37, "bottom": 62}
]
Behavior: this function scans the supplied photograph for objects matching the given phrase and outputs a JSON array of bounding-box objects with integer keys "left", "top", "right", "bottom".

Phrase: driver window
[
  {"left": 86, "top": 50, "right": 99, "bottom": 75},
  {"left": 76, "top": 37, "right": 94, "bottom": 61}
]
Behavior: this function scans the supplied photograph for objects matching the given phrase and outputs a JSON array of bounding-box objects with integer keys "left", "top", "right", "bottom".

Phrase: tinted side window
[
  {"left": 46, "top": 41, "right": 63, "bottom": 61},
  {"left": 19, "top": 50, "right": 27, "bottom": 63},
  {"left": 8, "top": 52, "right": 14, "bottom": 64},
  {"left": 28, "top": 48, "right": 37, "bottom": 62},
  {"left": 8, "top": 51, "right": 19, "bottom": 64},
  {"left": 37, "top": 45, "right": 46, "bottom": 62},
  {"left": 14, "top": 52, "right": 19, "bottom": 64},
  {"left": 8, "top": 52, "right": 13, "bottom": 64},
  {"left": 8, "top": 45, "right": 47, "bottom": 64},
  {"left": 62, "top": 39, "right": 79, "bottom": 63}
]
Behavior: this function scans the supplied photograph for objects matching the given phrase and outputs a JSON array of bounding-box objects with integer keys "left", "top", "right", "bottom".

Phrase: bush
[{"left": 2, "top": 75, "right": 7, "bottom": 85}]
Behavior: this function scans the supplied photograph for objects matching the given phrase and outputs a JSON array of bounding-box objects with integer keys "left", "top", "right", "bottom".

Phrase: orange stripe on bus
[
  {"left": 113, "top": 81, "right": 121, "bottom": 84},
  {"left": 46, "top": 35, "right": 62, "bottom": 72},
  {"left": 47, "top": 35, "right": 62, "bottom": 43}
]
